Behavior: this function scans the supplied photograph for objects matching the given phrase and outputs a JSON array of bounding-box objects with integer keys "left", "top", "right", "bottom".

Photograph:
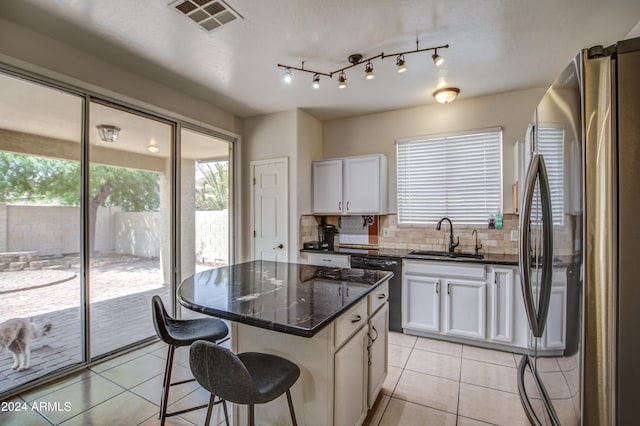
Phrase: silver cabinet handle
[
  {"left": 377, "top": 294, "right": 386, "bottom": 299},
  {"left": 519, "top": 154, "right": 554, "bottom": 338},
  {"left": 447, "top": 283, "right": 451, "bottom": 295},
  {"left": 273, "top": 243, "right": 284, "bottom": 249},
  {"left": 494, "top": 272, "right": 498, "bottom": 284},
  {"left": 435, "top": 281, "right": 440, "bottom": 294},
  {"left": 346, "top": 201, "right": 350, "bottom": 211},
  {"left": 338, "top": 201, "right": 342, "bottom": 210},
  {"left": 351, "top": 314, "right": 362, "bottom": 324}
]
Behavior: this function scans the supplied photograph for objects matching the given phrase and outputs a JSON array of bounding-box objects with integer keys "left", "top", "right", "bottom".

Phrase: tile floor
[{"left": 0, "top": 332, "right": 536, "bottom": 425}]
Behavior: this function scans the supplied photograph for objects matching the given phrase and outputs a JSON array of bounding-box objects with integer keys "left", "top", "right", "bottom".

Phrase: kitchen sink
[{"left": 408, "top": 250, "right": 484, "bottom": 260}]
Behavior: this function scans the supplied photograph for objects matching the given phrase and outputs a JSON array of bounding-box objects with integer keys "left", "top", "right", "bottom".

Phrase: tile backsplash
[{"left": 300, "top": 214, "right": 520, "bottom": 255}]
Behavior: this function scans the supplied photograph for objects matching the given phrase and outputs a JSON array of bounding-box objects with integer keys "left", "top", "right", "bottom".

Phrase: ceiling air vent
[{"left": 168, "top": 0, "right": 243, "bottom": 32}]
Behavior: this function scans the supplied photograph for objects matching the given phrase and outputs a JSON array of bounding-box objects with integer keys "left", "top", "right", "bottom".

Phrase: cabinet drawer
[
  {"left": 335, "top": 299, "right": 368, "bottom": 348},
  {"left": 307, "top": 252, "right": 350, "bottom": 268},
  {"left": 368, "top": 281, "right": 389, "bottom": 316}
]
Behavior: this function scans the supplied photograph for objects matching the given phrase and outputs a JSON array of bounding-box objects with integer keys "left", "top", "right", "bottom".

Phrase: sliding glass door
[
  {"left": 88, "top": 101, "right": 173, "bottom": 357},
  {"left": 0, "top": 73, "right": 84, "bottom": 393}
]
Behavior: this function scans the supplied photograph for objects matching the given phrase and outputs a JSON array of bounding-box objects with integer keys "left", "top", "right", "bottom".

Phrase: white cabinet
[
  {"left": 403, "top": 260, "right": 486, "bottom": 341},
  {"left": 306, "top": 252, "right": 350, "bottom": 268},
  {"left": 488, "top": 266, "right": 515, "bottom": 343},
  {"left": 367, "top": 303, "right": 388, "bottom": 408},
  {"left": 403, "top": 274, "right": 441, "bottom": 333},
  {"left": 540, "top": 268, "right": 567, "bottom": 350},
  {"left": 334, "top": 326, "right": 368, "bottom": 426},
  {"left": 444, "top": 278, "right": 486, "bottom": 339},
  {"left": 312, "top": 159, "right": 343, "bottom": 214},
  {"left": 312, "top": 154, "right": 387, "bottom": 215}
]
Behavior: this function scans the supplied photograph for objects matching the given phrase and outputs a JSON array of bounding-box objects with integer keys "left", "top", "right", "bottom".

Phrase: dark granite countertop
[
  {"left": 301, "top": 247, "right": 520, "bottom": 266},
  {"left": 177, "top": 260, "right": 393, "bottom": 338}
]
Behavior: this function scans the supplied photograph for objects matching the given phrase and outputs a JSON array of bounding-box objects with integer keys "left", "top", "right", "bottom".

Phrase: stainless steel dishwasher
[{"left": 350, "top": 255, "right": 402, "bottom": 332}]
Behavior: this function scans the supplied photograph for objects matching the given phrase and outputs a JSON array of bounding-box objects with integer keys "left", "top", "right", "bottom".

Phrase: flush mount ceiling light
[
  {"left": 278, "top": 40, "right": 452, "bottom": 91},
  {"left": 433, "top": 87, "right": 460, "bottom": 104},
  {"left": 96, "top": 125, "right": 120, "bottom": 143},
  {"left": 147, "top": 144, "right": 160, "bottom": 153}
]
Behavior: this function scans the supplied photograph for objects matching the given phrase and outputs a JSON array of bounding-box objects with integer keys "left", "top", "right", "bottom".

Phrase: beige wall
[
  {"left": 323, "top": 88, "right": 547, "bottom": 214},
  {"left": 241, "top": 109, "right": 322, "bottom": 262}
]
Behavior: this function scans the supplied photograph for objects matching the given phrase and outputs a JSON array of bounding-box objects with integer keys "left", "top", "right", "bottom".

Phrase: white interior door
[{"left": 251, "top": 157, "right": 288, "bottom": 262}]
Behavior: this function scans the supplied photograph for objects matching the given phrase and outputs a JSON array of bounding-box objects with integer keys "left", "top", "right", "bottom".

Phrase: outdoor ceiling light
[
  {"left": 283, "top": 67, "right": 293, "bottom": 83},
  {"left": 433, "top": 87, "right": 460, "bottom": 104},
  {"left": 396, "top": 55, "right": 407, "bottom": 73},
  {"left": 96, "top": 125, "right": 120, "bottom": 143},
  {"left": 432, "top": 49, "right": 445, "bottom": 66},
  {"left": 277, "top": 40, "right": 452, "bottom": 89},
  {"left": 338, "top": 72, "right": 347, "bottom": 89},
  {"left": 365, "top": 62, "right": 375, "bottom": 80}
]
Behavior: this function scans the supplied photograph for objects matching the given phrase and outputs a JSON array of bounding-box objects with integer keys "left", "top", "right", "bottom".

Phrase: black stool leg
[
  {"left": 286, "top": 389, "right": 297, "bottom": 426},
  {"left": 248, "top": 404, "right": 255, "bottom": 426},
  {"left": 159, "top": 345, "right": 175, "bottom": 425},
  {"left": 222, "top": 399, "right": 230, "bottom": 426},
  {"left": 204, "top": 393, "right": 215, "bottom": 426}
]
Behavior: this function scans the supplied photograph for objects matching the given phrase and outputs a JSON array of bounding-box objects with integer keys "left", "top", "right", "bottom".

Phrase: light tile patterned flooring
[{"left": 0, "top": 332, "right": 535, "bottom": 425}]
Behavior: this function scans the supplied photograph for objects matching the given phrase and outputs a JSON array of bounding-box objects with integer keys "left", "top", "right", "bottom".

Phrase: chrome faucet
[
  {"left": 472, "top": 229, "right": 483, "bottom": 254},
  {"left": 436, "top": 217, "right": 459, "bottom": 253}
]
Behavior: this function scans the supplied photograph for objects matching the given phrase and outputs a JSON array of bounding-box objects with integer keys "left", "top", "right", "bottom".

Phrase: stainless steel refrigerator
[{"left": 516, "top": 37, "right": 640, "bottom": 425}]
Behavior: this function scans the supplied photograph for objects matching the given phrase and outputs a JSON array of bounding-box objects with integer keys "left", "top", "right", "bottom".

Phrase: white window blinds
[
  {"left": 537, "top": 127, "right": 564, "bottom": 226},
  {"left": 397, "top": 129, "right": 503, "bottom": 225}
]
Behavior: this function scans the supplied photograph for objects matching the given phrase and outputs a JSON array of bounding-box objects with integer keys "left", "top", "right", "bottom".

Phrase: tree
[
  {"left": 195, "top": 161, "right": 228, "bottom": 211},
  {"left": 0, "top": 152, "right": 160, "bottom": 253}
]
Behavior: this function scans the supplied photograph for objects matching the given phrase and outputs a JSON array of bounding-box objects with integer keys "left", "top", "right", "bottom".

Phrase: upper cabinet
[{"left": 312, "top": 154, "right": 388, "bottom": 215}]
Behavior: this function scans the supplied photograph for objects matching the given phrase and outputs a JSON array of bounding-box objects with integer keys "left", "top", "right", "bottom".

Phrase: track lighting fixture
[
  {"left": 432, "top": 49, "right": 445, "bottom": 67},
  {"left": 338, "top": 72, "right": 347, "bottom": 89},
  {"left": 365, "top": 62, "right": 375, "bottom": 80},
  {"left": 396, "top": 55, "right": 407, "bottom": 73},
  {"left": 277, "top": 41, "right": 457, "bottom": 102},
  {"left": 433, "top": 87, "right": 460, "bottom": 104},
  {"left": 283, "top": 68, "right": 293, "bottom": 83}
]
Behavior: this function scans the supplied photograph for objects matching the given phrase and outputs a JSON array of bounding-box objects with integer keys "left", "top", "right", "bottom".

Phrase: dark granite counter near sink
[
  {"left": 301, "top": 247, "right": 520, "bottom": 266},
  {"left": 178, "top": 260, "right": 393, "bottom": 338}
]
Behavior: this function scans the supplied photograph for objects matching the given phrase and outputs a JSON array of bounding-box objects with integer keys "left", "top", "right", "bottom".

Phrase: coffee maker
[{"left": 318, "top": 224, "right": 337, "bottom": 251}]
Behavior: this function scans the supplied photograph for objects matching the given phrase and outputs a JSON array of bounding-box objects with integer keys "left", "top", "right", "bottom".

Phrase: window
[
  {"left": 397, "top": 129, "right": 503, "bottom": 225},
  {"left": 536, "top": 126, "right": 564, "bottom": 226}
]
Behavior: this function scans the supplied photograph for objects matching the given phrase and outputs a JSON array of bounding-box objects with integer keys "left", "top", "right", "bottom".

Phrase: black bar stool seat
[
  {"left": 151, "top": 295, "right": 229, "bottom": 426},
  {"left": 190, "top": 340, "right": 301, "bottom": 426}
]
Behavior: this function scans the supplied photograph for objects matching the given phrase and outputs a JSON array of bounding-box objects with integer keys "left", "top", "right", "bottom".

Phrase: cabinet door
[
  {"left": 403, "top": 274, "right": 440, "bottom": 333},
  {"left": 313, "top": 159, "right": 343, "bottom": 214},
  {"left": 367, "top": 303, "right": 388, "bottom": 408},
  {"left": 334, "top": 326, "right": 367, "bottom": 426},
  {"left": 343, "top": 155, "right": 382, "bottom": 214},
  {"left": 489, "top": 267, "right": 515, "bottom": 343},
  {"left": 444, "top": 279, "right": 486, "bottom": 339}
]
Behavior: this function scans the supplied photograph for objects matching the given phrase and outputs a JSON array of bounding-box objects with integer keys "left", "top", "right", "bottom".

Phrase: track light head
[
  {"left": 396, "top": 55, "right": 407, "bottom": 73},
  {"left": 312, "top": 74, "right": 320, "bottom": 89},
  {"left": 283, "top": 68, "right": 293, "bottom": 83},
  {"left": 338, "top": 72, "right": 347, "bottom": 89},
  {"left": 432, "top": 50, "right": 445, "bottom": 67},
  {"left": 365, "top": 62, "right": 375, "bottom": 80}
]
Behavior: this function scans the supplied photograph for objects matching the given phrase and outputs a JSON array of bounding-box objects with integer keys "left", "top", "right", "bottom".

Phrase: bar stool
[
  {"left": 189, "top": 339, "right": 301, "bottom": 426},
  {"left": 151, "top": 295, "right": 229, "bottom": 426}
]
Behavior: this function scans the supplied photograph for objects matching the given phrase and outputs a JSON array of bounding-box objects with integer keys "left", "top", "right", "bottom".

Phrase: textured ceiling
[{"left": 0, "top": 0, "right": 639, "bottom": 121}]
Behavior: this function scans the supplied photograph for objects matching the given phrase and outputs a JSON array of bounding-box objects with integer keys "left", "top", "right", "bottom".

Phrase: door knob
[{"left": 273, "top": 244, "right": 284, "bottom": 249}]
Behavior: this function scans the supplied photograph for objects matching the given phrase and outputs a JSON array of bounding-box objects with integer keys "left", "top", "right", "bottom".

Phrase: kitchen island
[{"left": 178, "top": 260, "right": 392, "bottom": 426}]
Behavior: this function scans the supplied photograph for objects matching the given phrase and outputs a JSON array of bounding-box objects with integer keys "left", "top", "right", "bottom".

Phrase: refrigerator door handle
[
  {"left": 517, "top": 355, "right": 543, "bottom": 426},
  {"left": 519, "top": 154, "right": 554, "bottom": 338}
]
